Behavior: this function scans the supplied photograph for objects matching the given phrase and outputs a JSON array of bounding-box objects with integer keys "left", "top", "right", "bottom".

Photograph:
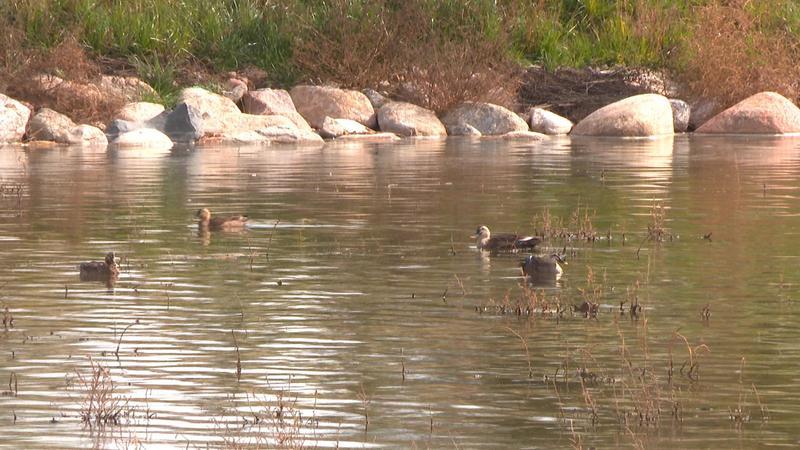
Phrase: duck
[
  {"left": 520, "top": 253, "right": 566, "bottom": 278},
  {"left": 79, "top": 252, "right": 120, "bottom": 282},
  {"left": 196, "top": 208, "right": 248, "bottom": 231},
  {"left": 473, "top": 225, "right": 541, "bottom": 252}
]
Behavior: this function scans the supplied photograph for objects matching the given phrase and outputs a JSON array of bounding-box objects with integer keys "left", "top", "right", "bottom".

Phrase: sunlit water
[{"left": 1, "top": 135, "right": 800, "bottom": 448}]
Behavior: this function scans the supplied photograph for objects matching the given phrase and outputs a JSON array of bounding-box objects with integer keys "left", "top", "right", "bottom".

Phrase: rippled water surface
[{"left": 1, "top": 136, "right": 800, "bottom": 448}]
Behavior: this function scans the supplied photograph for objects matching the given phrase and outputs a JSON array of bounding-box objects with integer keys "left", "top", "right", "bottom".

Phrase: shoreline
[{"left": 2, "top": 70, "right": 799, "bottom": 150}]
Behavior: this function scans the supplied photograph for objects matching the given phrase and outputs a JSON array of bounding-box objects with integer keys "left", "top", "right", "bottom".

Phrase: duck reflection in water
[{"left": 79, "top": 251, "right": 120, "bottom": 289}]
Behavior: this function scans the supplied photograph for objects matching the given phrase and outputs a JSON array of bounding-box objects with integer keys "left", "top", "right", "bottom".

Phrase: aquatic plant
[{"left": 74, "top": 357, "right": 131, "bottom": 427}]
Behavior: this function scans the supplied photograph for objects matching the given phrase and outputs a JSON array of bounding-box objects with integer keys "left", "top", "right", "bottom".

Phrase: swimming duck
[
  {"left": 520, "top": 253, "right": 566, "bottom": 278},
  {"left": 196, "top": 208, "right": 248, "bottom": 231},
  {"left": 79, "top": 252, "right": 120, "bottom": 282},
  {"left": 473, "top": 225, "right": 541, "bottom": 252}
]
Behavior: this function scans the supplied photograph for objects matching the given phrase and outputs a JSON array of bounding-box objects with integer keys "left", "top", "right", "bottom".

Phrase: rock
[
  {"left": 223, "top": 78, "right": 248, "bottom": 103},
  {"left": 66, "top": 125, "right": 108, "bottom": 145},
  {"left": 256, "top": 126, "right": 325, "bottom": 144},
  {"left": 688, "top": 99, "right": 718, "bottom": 131},
  {"left": 363, "top": 89, "right": 389, "bottom": 109},
  {"left": 242, "top": 88, "right": 296, "bottom": 115},
  {"left": 490, "top": 130, "right": 548, "bottom": 141},
  {"left": 204, "top": 126, "right": 324, "bottom": 146},
  {"left": 447, "top": 124, "right": 482, "bottom": 136},
  {"left": 164, "top": 102, "right": 204, "bottom": 142},
  {"left": 0, "top": 94, "right": 31, "bottom": 143},
  {"left": 442, "top": 102, "right": 529, "bottom": 136},
  {"left": 290, "top": 85, "right": 377, "bottom": 129},
  {"left": 377, "top": 102, "right": 446, "bottom": 137},
  {"left": 111, "top": 128, "right": 173, "bottom": 149},
  {"left": 233, "top": 113, "right": 298, "bottom": 132},
  {"left": 116, "top": 102, "right": 165, "bottom": 122},
  {"left": 669, "top": 99, "right": 690, "bottom": 133},
  {"left": 319, "top": 117, "right": 373, "bottom": 139},
  {"left": 696, "top": 92, "right": 800, "bottom": 134},
  {"left": 177, "top": 87, "right": 241, "bottom": 134},
  {"left": 106, "top": 119, "right": 142, "bottom": 138},
  {"left": 334, "top": 132, "right": 400, "bottom": 142},
  {"left": 529, "top": 108, "right": 573, "bottom": 135},
  {"left": 27, "top": 108, "right": 76, "bottom": 142},
  {"left": 98, "top": 75, "right": 157, "bottom": 101},
  {"left": 571, "top": 94, "right": 674, "bottom": 137},
  {"left": 241, "top": 89, "right": 312, "bottom": 131}
]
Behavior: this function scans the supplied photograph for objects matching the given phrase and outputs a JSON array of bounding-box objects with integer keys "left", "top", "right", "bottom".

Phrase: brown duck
[
  {"left": 79, "top": 252, "right": 120, "bottom": 282},
  {"left": 520, "top": 254, "right": 566, "bottom": 278},
  {"left": 473, "top": 225, "right": 541, "bottom": 252},
  {"left": 196, "top": 208, "right": 249, "bottom": 231}
]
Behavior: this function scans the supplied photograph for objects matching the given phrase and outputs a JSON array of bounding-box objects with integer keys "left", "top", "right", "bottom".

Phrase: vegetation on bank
[{"left": 1, "top": 0, "right": 800, "bottom": 121}]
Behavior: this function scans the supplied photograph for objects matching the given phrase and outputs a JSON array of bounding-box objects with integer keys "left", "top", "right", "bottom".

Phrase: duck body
[
  {"left": 197, "top": 208, "right": 248, "bottom": 231},
  {"left": 521, "top": 254, "right": 565, "bottom": 277},
  {"left": 474, "top": 225, "right": 541, "bottom": 252},
  {"left": 79, "top": 252, "right": 120, "bottom": 282}
]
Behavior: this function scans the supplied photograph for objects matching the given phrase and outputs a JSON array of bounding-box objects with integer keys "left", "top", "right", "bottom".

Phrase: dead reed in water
[
  {"left": 74, "top": 357, "right": 130, "bottom": 427},
  {"left": 531, "top": 206, "right": 598, "bottom": 242},
  {"left": 218, "top": 388, "right": 319, "bottom": 449}
]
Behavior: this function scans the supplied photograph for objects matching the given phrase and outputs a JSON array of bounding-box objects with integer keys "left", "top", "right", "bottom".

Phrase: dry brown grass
[
  {"left": 291, "top": 0, "right": 521, "bottom": 113},
  {"left": 679, "top": 1, "right": 800, "bottom": 108},
  {"left": 74, "top": 357, "right": 130, "bottom": 427},
  {"left": 0, "top": 37, "right": 124, "bottom": 124}
]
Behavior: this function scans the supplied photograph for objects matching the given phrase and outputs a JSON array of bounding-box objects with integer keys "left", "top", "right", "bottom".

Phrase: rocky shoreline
[{"left": 3, "top": 75, "right": 800, "bottom": 150}]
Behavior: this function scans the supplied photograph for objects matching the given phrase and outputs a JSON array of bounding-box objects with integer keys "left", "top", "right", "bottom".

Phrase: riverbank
[{"left": 2, "top": 1, "right": 800, "bottom": 147}]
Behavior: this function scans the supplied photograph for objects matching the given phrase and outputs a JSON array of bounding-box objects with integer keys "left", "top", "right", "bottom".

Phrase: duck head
[
  {"left": 196, "top": 208, "right": 211, "bottom": 222},
  {"left": 104, "top": 251, "right": 117, "bottom": 266},
  {"left": 472, "top": 225, "right": 491, "bottom": 247}
]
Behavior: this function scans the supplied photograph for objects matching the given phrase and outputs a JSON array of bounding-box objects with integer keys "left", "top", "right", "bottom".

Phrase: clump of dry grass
[
  {"left": 531, "top": 206, "right": 598, "bottom": 243},
  {"left": 1, "top": 37, "right": 125, "bottom": 124},
  {"left": 74, "top": 357, "right": 130, "bottom": 427},
  {"left": 679, "top": 0, "right": 800, "bottom": 108},
  {"left": 291, "top": 0, "right": 521, "bottom": 113},
  {"left": 218, "top": 388, "right": 318, "bottom": 449}
]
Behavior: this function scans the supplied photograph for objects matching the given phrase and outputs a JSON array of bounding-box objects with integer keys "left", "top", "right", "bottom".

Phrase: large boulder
[
  {"left": 177, "top": 87, "right": 241, "bottom": 134},
  {"left": 242, "top": 88, "right": 296, "bottom": 116},
  {"left": 241, "top": 88, "right": 312, "bottom": 131},
  {"left": 98, "top": 75, "right": 157, "bottom": 102},
  {"left": 66, "top": 125, "right": 108, "bottom": 146},
  {"left": 0, "top": 94, "right": 31, "bottom": 143},
  {"left": 318, "top": 117, "right": 373, "bottom": 139},
  {"left": 669, "top": 99, "right": 690, "bottom": 133},
  {"left": 202, "top": 126, "right": 324, "bottom": 146},
  {"left": 377, "top": 102, "right": 446, "bottom": 137},
  {"left": 164, "top": 102, "right": 204, "bottom": 142},
  {"left": 111, "top": 128, "right": 173, "bottom": 150},
  {"left": 290, "top": 85, "right": 377, "bottom": 129},
  {"left": 116, "top": 102, "right": 165, "bottom": 122},
  {"left": 27, "top": 108, "right": 76, "bottom": 142},
  {"left": 696, "top": 92, "right": 800, "bottom": 134},
  {"left": 529, "top": 108, "right": 573, "bottom": 135},
  {"left": 571, "top": 94, "right": 674, "bottom": 137},
  {"left": 442, "top": 102, "right": 528, "bottom": 136}
]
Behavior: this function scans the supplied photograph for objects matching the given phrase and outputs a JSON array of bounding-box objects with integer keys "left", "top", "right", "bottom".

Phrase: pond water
[{"left": 1, "top": 135, "right": 799, "bottom": 449}]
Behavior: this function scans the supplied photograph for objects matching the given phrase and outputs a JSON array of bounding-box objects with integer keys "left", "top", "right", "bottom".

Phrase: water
[{"left": 1, "top": 135, "right": 799, "bottom": 448}]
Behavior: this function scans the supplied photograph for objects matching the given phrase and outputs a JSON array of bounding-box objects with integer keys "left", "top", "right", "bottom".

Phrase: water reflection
[{"left": 1, "top": 137, "right": 800, "bottom": 448}]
